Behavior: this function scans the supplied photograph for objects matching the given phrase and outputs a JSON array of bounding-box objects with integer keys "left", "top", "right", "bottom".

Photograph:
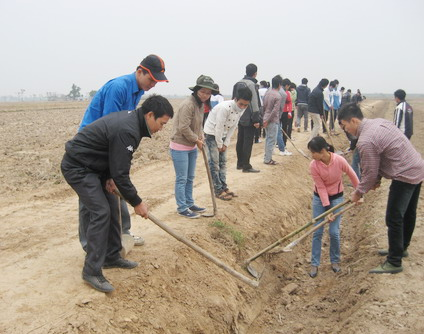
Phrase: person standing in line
[
  {"left": 280, "top": 78, "right": 293, "bottom": 146},
  {"left": 338, "top": 103, "right": 424, "bottom": 274},
  {"left": 341, "top": 89, "right": 352, "bottom": 105},
  {"left": 308, "top": 79, "right": 329, "bottom": 139},
  {"left": 204, "top": 84, "right": 222, "bottom": 127},
  {"left": 204, "top": 86, "right": 252, "bottom": 200},
  {"left": 295, "top": 78, "right": 311, "bottom": 132},
  {"left": 233, "top": 64, "right": 261, "bottom": 173},
  {"left": 393, "top": 89, "right": 413, "bottom": 139},
  {"left": 256, "top": 80, "right": 269, "bottom": 143},
  {"left": 78, "top": 54, "right": 169, "bottom": 250},
  {"left": 276, "top": 79, "right": 292, "bottom": 156},
  {"left": 288, "top": 82, "right": 297, "bottom": 139},
  {"left": 307, "top": 136, "right": 360, "bottom": 278},
  {"left": 61, "top": 95, "right": 174, "bottom": 292},
  {"left": 322, "top": 81, "right": 335, "bottom": 134},
  {"left": 330, "top": 80, "right": 341, "bottom": 133},
  {"left": 170, "top": 75, "right": 219, "bottom": 219},
  {"left": 263, "top": 75, "right": 283, "bottom": 165}
]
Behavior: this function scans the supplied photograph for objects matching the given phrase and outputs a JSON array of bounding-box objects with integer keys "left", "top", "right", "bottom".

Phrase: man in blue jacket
[{"left": 78, "top": 55, "right": 168, "bottom": 250}]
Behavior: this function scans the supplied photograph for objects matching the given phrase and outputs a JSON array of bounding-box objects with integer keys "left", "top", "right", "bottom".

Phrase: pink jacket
[{"left": 310, "top": 153, "right": 359, "bottom": 207}]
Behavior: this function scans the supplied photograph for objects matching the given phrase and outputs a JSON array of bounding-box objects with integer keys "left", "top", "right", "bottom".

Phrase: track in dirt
[{"left": 0, "top": 99, "right": 423, "bottom": 334}]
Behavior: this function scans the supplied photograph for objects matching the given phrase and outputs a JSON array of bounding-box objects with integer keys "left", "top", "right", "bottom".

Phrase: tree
[
  {"left": 89, "top": 90, "right": 97, "bottom": 99},
  {"left": 68, "top": 84, "right": 81, "bottom": 100}
]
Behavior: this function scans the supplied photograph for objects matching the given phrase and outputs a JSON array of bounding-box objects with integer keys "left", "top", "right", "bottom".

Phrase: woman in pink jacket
[{"left": 308, "top": 136, "right": 359, "bottom": 278}]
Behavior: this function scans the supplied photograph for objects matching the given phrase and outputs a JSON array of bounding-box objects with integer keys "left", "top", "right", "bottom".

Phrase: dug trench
[{"left": 0, "top": 99, "right": 423, "bottom": 333}]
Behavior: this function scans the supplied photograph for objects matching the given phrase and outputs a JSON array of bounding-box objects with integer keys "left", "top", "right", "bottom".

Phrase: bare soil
[{"left": 0, "top": 98, "right": 423, "bottom": 334}]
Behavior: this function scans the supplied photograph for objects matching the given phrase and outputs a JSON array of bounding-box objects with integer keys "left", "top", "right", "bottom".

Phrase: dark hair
[
  {"left": 341, "top": 87, "right": 345, "bottom": 91},
  {"left": 334, "top": 79, "right": 339, "bottom": 85},
  {"left": 319, "top": 79, "right": 329, "bottom": 88},
  {"left": 302, "top": 78, "right": 308, "bottom": 84},
  {"left": 347, "top": 89, "right": 351, "bottom": 93},
  {"left": 140, "top": 94, "right": 174, "bottom": 119},
  {"left": 246, "top": 63, "right": 258, "bottom": 77},
  {"left": 329, "top": 81, "right": 336, "bottom": 88},
  {"left": 271, "top": 75, "right": 283, "bottom": 89},
  {"left": 394, "top": 89, "right": 406, "bottom": 100},
  {"left": 260, "top": 80, "right": 267, "bottom": 88},
  {"left": 338, "top": 102, "right": 364, "bottom": 122},
  {"left": 282, "top": 78, "right": 291, "bottom": 87},
  {"left": 290, "top": 82, "right": 296, "bottom": 89},
  {"left": 267, "top": 81, "right": 271, "bottom": 88},
  {"left": 235, "top": 86, "right": 253, "bottom": 101},
  {"left": 307, "top": 136, "right": 334, "bottom": 153}
]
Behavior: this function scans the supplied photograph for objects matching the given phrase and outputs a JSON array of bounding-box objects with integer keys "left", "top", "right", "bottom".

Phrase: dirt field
[{"left": 0, "top": 98, "right": 423, "bottom": 334}]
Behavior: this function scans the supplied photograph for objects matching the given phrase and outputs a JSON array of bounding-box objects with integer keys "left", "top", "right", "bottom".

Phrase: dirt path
[{"left": 0, "top": 99, "right": 423, "bottom": 333}]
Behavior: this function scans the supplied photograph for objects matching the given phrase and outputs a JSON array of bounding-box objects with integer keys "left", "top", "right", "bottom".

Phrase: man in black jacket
[
  {"left": 61, "top": 95, "right": 173, "bottom": 293},
  {"left": 295, "top": 78, "right": 311, "bottom": 132},
  {"left": 232, "top": 63, "right": 261, "bottom": 173},
  {"left": 308, "top": 79, "right": 329, "bottom": 139}
]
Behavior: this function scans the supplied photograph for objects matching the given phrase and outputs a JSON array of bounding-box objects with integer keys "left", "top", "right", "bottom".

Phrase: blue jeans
[
  {"left": 277, "top": 123, "right": 286, "bottom": 152},
  {"left": 205, "top": 134, "right": 227, "bottom": 195},
  {"left": 311, "top": 195, "right": 344, "bottom": 266},
  {"left": 264, "top": 122, "right": 278, "bottom": 163},
  {"left": 170, "top": 148, "right": 197, "bottom": 213},
  {"left": 351, "top": 149, "right": 361, "bottom": 180}
]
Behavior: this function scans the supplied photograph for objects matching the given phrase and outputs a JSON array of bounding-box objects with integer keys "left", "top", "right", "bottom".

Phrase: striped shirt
[
  {"left": 393, "top": 101, "right": 413, "bottom": 139},
  {"left": 355, "top": 118, "right": 424, "bottom": 195}
]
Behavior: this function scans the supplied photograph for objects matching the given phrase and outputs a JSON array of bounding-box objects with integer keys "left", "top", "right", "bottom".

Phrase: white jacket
[{"left": 204, "top": 100, "right": 244, "bottom": 148}]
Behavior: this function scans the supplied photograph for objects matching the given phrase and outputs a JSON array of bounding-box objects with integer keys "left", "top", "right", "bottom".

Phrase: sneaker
[
  {"left": 132, "top": 235, "right": 145, "bottom": 246},
  {"left": 103, "top": 258, "right": 139, "bottom": 269},
  {"left": 242, "top": 168, "right": 260, "bottom": 173},
  {"left": 309, "top": 266, "right": 318, "bottom": 278},
  {"left": 377, "top": 249, "right": 409, "bottom": 258},
  {"left": 189, "top": 205, "right": 206, "bottom": 213},
  {"left": 278, "top": 151, "right": 286, "bottom": 156},
  {"left": 82, "top": 272, "right": 114, "bottom": 293},
  {"left": 178, "top": 209, "right": 200, "bottom": 219},
  {"left": 369, "top": 261, "right": 403, "bottom": 274},
  {"left": 331, "top": 263, "right": 341, "bottom": 273},
  {"left": 281, "top": 150, "right": 292, "bottom": 156}
]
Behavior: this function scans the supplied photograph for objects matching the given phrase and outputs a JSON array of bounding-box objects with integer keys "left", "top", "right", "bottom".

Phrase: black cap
[{"left": 139, "top": 54, "right": 168, "bottom": 82}]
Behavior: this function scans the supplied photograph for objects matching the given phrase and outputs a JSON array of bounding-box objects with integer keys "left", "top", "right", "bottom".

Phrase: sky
[{"left": 1, "top": 0, "right": 423, "bottom": 98}]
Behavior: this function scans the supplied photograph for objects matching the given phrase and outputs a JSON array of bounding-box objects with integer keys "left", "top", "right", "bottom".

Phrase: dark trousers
[
  {"left": 281, "top": 113, "right": 293, "bottom": 145},
  {"left": 236, "top": 124, "right": 255, "bottom": 170},
  {"left": 79, "top": 198, "right": 130, "bottom": 251},
  {"left": 386, "top": 180, "right": 422, "bottom": 267},
  {"left": 61, "top": 154, "right": 122, "bottom": 276},
  {"left": 329, "top": 109, "right": 338, "bottom": 130}
]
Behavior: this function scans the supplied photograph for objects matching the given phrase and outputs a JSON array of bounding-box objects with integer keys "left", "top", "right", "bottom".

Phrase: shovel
[
  {"left": 321, "top": 115, "right": 343, "bottom": 155},
  {"left": 281, "top": 128, "right": 310, "bottom": 160},
  {"left": 117, "top": 195, "right": 135, "bottom": 258},
  {"left": 200, "top": 146, "right": 217, "bottom": 217},
  {"left": 282, "top": 202, "right": 356, "bottom": 252},
  {"left": 244, "top": 199, "right": 351, "bottom": 278}
]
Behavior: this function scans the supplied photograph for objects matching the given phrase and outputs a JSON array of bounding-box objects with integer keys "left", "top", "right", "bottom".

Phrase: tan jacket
[{"left": 171, "top": 95, "right": 204, "bottom": 146}]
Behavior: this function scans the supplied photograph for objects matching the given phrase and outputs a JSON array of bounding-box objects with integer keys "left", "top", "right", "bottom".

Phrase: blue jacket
[{"left": 79, "top": 73, "right": 144, "bottom": 131}]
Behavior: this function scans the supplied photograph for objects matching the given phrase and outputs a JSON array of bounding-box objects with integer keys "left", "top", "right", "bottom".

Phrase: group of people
[{"left": 60, "top": 54, "right": 423, "bottom": 293}]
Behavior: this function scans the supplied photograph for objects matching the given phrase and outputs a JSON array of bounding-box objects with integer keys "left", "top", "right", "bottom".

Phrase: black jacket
[
  {"left": 308, "top": 86, "right": 325, "bottom": 115},
  {"left": 296, "top": 84, "right": 311, "bottom": 105},
  {"left": 64, "top": 109, "right": 151, "bottom": 207}
]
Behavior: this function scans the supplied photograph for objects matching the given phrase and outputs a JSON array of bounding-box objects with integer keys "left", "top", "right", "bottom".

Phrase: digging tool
[
  {"left": 321, "top": 115, "right": 344, "bottom": 155},
  {"left": 282, "top": 202, "right": 356, "bottom": 252},
  {"left": 117, "top": 195, "right": 135, "bottom": 258},
  {"left": 244, "top": 199, "right": 351, "bottom": 278},
  {"left": 200, "top": 146, "right": 217, "bottom": 217},
  {"left": 280, "top": 128, "right": 310, "bottom": 160},
  {"left": 114, "top": 190, "right": 259, "bottom": 287},
  {"left": 148, "top": 213, "right": 259, "bottom": 287}
]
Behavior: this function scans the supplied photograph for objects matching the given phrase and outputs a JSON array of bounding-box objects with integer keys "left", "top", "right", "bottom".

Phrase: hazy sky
[{"left": 1, "top": 0, "right": 423, "bottom": 98}]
